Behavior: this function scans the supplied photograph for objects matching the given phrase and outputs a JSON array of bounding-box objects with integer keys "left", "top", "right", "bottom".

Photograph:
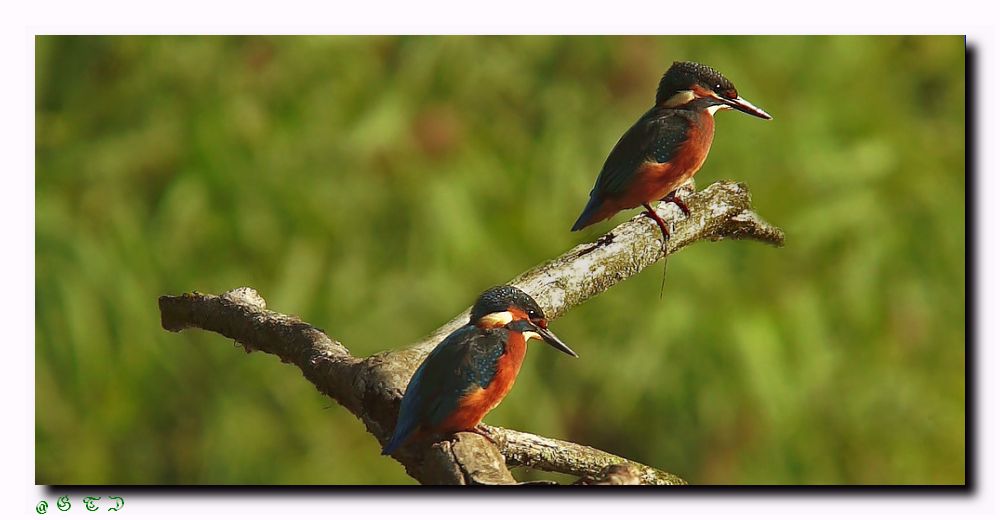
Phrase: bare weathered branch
[
  {"left": 158, "top": 180, "right": 782, "bottom": 485},
  {"left": 156, "top": 289, "right": 682, "bottom": 484},
  {"left": 484, "top": 425, "right": 686, "bottom": 485},
  {"left": 158, "top": 287, "right": 362, "bottom": 412},
  {"left": 403, "top": 180, "right": 783, "bottom": 356}
]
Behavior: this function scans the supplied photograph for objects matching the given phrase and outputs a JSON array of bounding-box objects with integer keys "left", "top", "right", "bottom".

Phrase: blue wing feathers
[
  {"left": 382, "top": 362, "right": 429, "bottom": 454},
  {"left": 591, "top": 109, "right": 692, "bottom": 197},
  {"left": 571, "top": 109, "right": 692, "bottom": 231},
  {"left": 382, "top": 325, "right": 506, "bottom": 455}
]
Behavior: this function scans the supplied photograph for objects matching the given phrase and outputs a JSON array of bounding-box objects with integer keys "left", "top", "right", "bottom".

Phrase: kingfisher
[
  {"left": 571, "top": 61, "right": 772, "bottom": 245},
  {"left": 382, "top": 285, "right": 577, "bottom": 455}
]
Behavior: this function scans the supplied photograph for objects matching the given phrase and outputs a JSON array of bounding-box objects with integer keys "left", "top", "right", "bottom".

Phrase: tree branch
[
  {"left": 484, "top": 425, "right": 686, "bottom": 485},
  {"left": 158, "top": 180, "right": 782, "bottom": 485}
]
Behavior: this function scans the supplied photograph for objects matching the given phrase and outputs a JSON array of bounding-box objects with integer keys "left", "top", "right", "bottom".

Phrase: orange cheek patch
[
  {"left": 692, "top": 84, "right": 714, "bottom": 98},
  {"left": 506, "top": 306, "right": 529, "bottom": 320}
]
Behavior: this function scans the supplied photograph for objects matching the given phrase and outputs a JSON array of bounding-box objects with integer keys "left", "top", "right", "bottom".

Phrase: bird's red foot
[
  {"left": 642, "top": 202, "right": 671, "bottom": 253},
  {"left": 661, "top": 190, "right": 691, "bottom": 218},
  {"left": 470, "top": 424, "right": 498, "bottom": 445}
]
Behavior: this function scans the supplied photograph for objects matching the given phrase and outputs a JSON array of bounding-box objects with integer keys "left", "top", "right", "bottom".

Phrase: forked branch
[{"left": 158, "top": 180, "right": 783, "bottom": 485}]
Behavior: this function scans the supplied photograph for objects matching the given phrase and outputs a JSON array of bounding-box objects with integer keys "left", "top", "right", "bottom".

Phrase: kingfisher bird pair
[{"left": 382, "top": 61, "right": 771, "bottom": 456}]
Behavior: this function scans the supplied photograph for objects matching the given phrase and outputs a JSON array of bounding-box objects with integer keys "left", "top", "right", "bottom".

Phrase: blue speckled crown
[
  {"left": 656, "top": 61, "right": 737, "bottom": 105},
  {"left": 470, "top": 285, "right": 545, "bottom": 321}
]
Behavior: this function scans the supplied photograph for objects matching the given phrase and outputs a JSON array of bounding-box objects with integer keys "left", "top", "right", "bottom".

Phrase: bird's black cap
[
  {"left": 470, "top": 285, "right": 545, "bottom": 322},
  {"left": 656, "top": 61, "right": 738, "bottom": 105}
]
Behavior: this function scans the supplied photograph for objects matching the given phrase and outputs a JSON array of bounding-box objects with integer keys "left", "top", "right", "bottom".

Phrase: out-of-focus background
[{"left": 36, "top": 36, "right": 965, "bottom": 484}]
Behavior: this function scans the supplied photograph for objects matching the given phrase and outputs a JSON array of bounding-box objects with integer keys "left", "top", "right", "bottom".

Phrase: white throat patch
[{"left": 707, "top": 104, "right": 731, "bottom": 115}]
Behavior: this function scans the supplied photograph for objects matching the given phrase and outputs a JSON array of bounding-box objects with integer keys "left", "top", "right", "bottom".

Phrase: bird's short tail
[
  {"left": 571, "top": 196, "right": 604, "bottom": 232},
  {"left": 381, "top": 433, "right": 405, "bottom": 455},
  {"left": 381, "top": 424, "right": 415, "bottom": 455}
]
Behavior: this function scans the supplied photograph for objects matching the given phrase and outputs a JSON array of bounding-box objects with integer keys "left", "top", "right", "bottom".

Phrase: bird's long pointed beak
[
  {"left": 536, "top": 326, "right": 578, "bottom": 358},
  {"left": 722, "top": 95, "right": 772, "bottom": 120}
]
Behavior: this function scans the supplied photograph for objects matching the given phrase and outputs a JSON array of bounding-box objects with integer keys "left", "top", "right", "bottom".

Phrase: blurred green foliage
[{"left": 36, "top": 36, "right": 965, "bottom": 484}]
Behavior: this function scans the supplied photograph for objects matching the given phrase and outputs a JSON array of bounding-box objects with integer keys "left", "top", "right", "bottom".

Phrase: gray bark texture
[{"left": 158, "top": 180, "right": 784, "bottom": 485}]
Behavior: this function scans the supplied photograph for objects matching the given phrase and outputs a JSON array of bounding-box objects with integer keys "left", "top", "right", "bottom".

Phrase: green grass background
[{"left": 36, "top": 36, "right": 965, "bottom": 484}]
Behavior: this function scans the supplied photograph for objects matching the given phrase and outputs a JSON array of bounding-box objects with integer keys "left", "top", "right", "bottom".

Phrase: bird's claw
[
  {"left": 661, "top": 191, "right": 691, "bottom": 218},
  {"left": 642, "top": 203, "right": 671, "bottom": 254},
  {"left": 470, "top": 424, "right": 498, "bottom": 446}
]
